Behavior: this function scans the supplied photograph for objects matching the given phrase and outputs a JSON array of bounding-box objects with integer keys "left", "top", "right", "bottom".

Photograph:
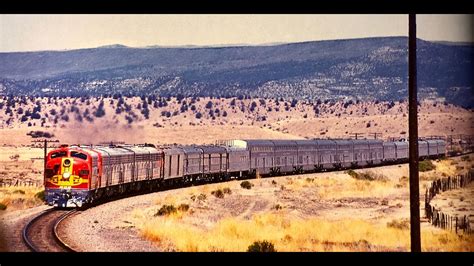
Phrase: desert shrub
[
  {"left": 461, "top": 155, "right": 470, "bottom": 162},
  {"left": 94, "top": 101, "right": 106, "bottom": 118},
  {"left": 211, "top": 189, "right": 224, "bottom": 198},
  {"left": 247, "top": 240, "right": 276, "bottom": 252},
  {"left": 273, "top": 204, "right": 283, "bottom": 210},
  {"left": 271, "top": 180, "right": 277, "bottom": 185},
  {"left": 0, "top": 203, "right": 7, "bottom": 211},
  {"left": 419, "top": 160, "right": 436, "bottom": 172},
  {"left": 155, "top": 204, "right": 177, "bottom": 216},
  {"left": 386, "top": 219, "right": 410, "bottom": 230},
  {"left": 13, "top": 189, "right": 25, "bottom": 194},
  {"left": 222, "top": 187, "right": 232, "bottom": 194},
  {"left": 26, "top": 131, "right": 55, "bottom": 139},
  {"left": 35, "top": 190, "right": 45, "bottom": 201},
  {"left": 346, "top": 169, "right": 358, "bottom": 179},
  {"left": 195, "top": 112, "right": 202, "bottom": 119},
  {"left": 347, "top": 170, "right": 387, "bottom": 181},
  {"left": 240, "top": 181, "right": 254, "bottom": 189},
  {"left": 197, "top": 193, "right": 207, "bottom": 201},
  {"left": 177, "top": 203, "right": 190, "bottom": 212}
]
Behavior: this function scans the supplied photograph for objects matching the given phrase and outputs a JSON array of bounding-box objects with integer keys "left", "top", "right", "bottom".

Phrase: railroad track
[{"left": 22, "top": 208, "right": 78, "bottom": 252}]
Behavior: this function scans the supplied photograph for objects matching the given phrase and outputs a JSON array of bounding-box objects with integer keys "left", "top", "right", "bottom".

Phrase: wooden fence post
[{"left": 455, "top": 216, "right": 458, "bottom": 234}]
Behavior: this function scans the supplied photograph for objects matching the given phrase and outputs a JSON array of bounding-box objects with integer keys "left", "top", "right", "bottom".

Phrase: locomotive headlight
[
  {"left": 62, "top": 172, "right": 71, "bottom": 179},
  {"left": 63, "top": 159, "right": 71, "bottom": 167}
]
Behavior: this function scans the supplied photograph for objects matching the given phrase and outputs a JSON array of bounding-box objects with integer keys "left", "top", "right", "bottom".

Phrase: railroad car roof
[
  {"left": 224, "top": 146, "right": 249, "bottom": 152},
  {"left": 91, "top": 146, "right": 135, "bottom": 156},
  {"left": 394, "top": 141, "right": 408, "bottom": 147},
  {"left": 196, "top": 145, "right": 227, "bottom": 153},
  {"left": 163, "top": 147, "right": 184, "bottom": 155},
  {"left": 117, "top": 145, "right": 158, "bottom": 155},
  {"left": 271, "top": 140, "right": 298, "bottom": 146},
  {"left": 334, "top": 140, "right": 353, "bottom": 145},
  {"left": 293, "top": 140, "right": 318, "bottom": 146},
  {"left": 313, "top": 139, "right": 336, "bottom": 145},
  {"left": 242, "top": 140, "right": 275, "bottom": 146},
  {"left": 383, "top": 142, "right": 396, "bottom": 146},
  {"left": 180, "top": 146, "right": 203, "bottom": 154}
]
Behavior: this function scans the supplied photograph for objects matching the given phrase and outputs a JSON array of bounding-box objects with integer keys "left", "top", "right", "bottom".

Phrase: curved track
[{"left": 22, "top": 208, "right": 78, "bottom": 252}]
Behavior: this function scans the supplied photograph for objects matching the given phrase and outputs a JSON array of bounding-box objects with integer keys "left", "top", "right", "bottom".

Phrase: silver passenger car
[
  {"left": 394, "top": 141, "right": 408, "bottom": 160},
  {"left": 436, "top": 140, "right": 446, "bottom": 156},
  {"left": 368, "top": 140, "right": 384, "bottom": 164},
  {"left": 352, "top": 140, "right": 370, "bottom": 166},
  {"left": 197, "top": 145, "right": 228, "bottom": 175},
  {"left": 426, "top": 140, "right": 440, "bottom": 157},
  {"left": 294, "top": 140, "right": 318, "bottom": 171},
  {"left": 271, "top": 140, "right": 298, "bottom": 174},
  {"left": 182, "top": 146, "right": 203, "bottom": 176},
  {"left": 163, "top": 146, "right": 184, "bottom": 180},
  {"left": 315, "top": 140, "right": 337, "bottom": 169},
  {"left": 237, "top": 140, "right": 275, "bottom": 175},
  {"left": 418, "top": 140, "right": 429, "bottom": 158},
  {"left": 87, "top": 146, "right": 134, "bottom": 187},
  {"left": 225, "top": 147, "right": 250, "bottom": 177},
  {"left": 334, "top": 140, "right": 354, "bottom": 168},
  {"left": 382, "top": 141, "right": 396, "bottom": 162}
]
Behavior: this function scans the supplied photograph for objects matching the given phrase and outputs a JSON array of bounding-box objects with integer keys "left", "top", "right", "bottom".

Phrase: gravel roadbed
[{"left": 0, "top": 204, "right": 51, "bottom": 252}]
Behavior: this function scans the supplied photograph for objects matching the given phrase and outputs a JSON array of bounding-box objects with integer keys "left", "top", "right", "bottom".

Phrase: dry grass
[
  {"left": 137, "top": 212, "right": 474, "bottom": 252},
  {"left": 284, "top": 174, "right": 397, "bottom": 200},
  {"left": 0, "top": 186, "right": 44, "bottom": 211}
]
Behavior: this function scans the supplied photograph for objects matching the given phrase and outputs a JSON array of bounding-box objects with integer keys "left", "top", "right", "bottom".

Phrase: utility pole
[
  {"left": 408, "top": 14, "right": 421, "bottom": 252},
  {"left": 369, "top": 133, "right": 382, "bottom": 140},
  {"left": 349, "top": 133, "right": 364, "bottom": 140},
  {"left": 31, "top": 139, "right": 60, "bottom": 178}
]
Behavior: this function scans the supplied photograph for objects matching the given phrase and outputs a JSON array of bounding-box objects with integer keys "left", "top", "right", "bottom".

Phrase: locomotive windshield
[
  {"left": 51, "top": 151, "right": 67, "bottom": 159},
  {"left": 71, "top": 151, "right": 88, "bottom": 160}
]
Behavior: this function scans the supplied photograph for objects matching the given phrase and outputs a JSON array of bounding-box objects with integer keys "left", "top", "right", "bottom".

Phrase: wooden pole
[{"left": 408, "top": 14, "right": 421, "bottom": 252}]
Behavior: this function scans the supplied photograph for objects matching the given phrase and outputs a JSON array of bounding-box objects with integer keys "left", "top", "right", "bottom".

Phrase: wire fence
[
  {"left": 425, "top": 169, "right": 473, "bottom": 235},
  {"left": 0, "top": 178, "right": 43, "bottom": 187}
]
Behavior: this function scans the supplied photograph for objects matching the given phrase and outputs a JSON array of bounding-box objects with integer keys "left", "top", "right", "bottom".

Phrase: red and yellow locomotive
[{"left": 45, "top": 145, "right": 94, "bottom": 207}]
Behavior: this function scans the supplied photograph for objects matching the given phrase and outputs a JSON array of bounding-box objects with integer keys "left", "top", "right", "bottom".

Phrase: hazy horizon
[{"left": 0, "top": 14, "right": 472, "bottom": 53}]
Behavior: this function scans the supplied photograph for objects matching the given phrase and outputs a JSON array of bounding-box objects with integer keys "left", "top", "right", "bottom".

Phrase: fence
[
  {"left": 0, "top": 178, "right": 43, "bottom": 187},
  {"left": 425, "top": 169, "right": 473, "bottom": 234}
]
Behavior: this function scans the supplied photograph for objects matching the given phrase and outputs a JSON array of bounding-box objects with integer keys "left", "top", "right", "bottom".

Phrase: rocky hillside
[{"left": 0, "top": 37, "right": 472, "bottom": 107}]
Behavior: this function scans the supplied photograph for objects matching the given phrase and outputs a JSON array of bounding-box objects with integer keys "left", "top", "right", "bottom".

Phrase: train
[{"left": 44, "top": 138, "right": 446, "bottom": 208}]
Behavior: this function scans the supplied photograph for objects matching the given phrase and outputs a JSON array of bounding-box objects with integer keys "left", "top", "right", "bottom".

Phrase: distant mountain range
[{"left": 0, "top": 37, "right": 472, "bottom": 107}]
